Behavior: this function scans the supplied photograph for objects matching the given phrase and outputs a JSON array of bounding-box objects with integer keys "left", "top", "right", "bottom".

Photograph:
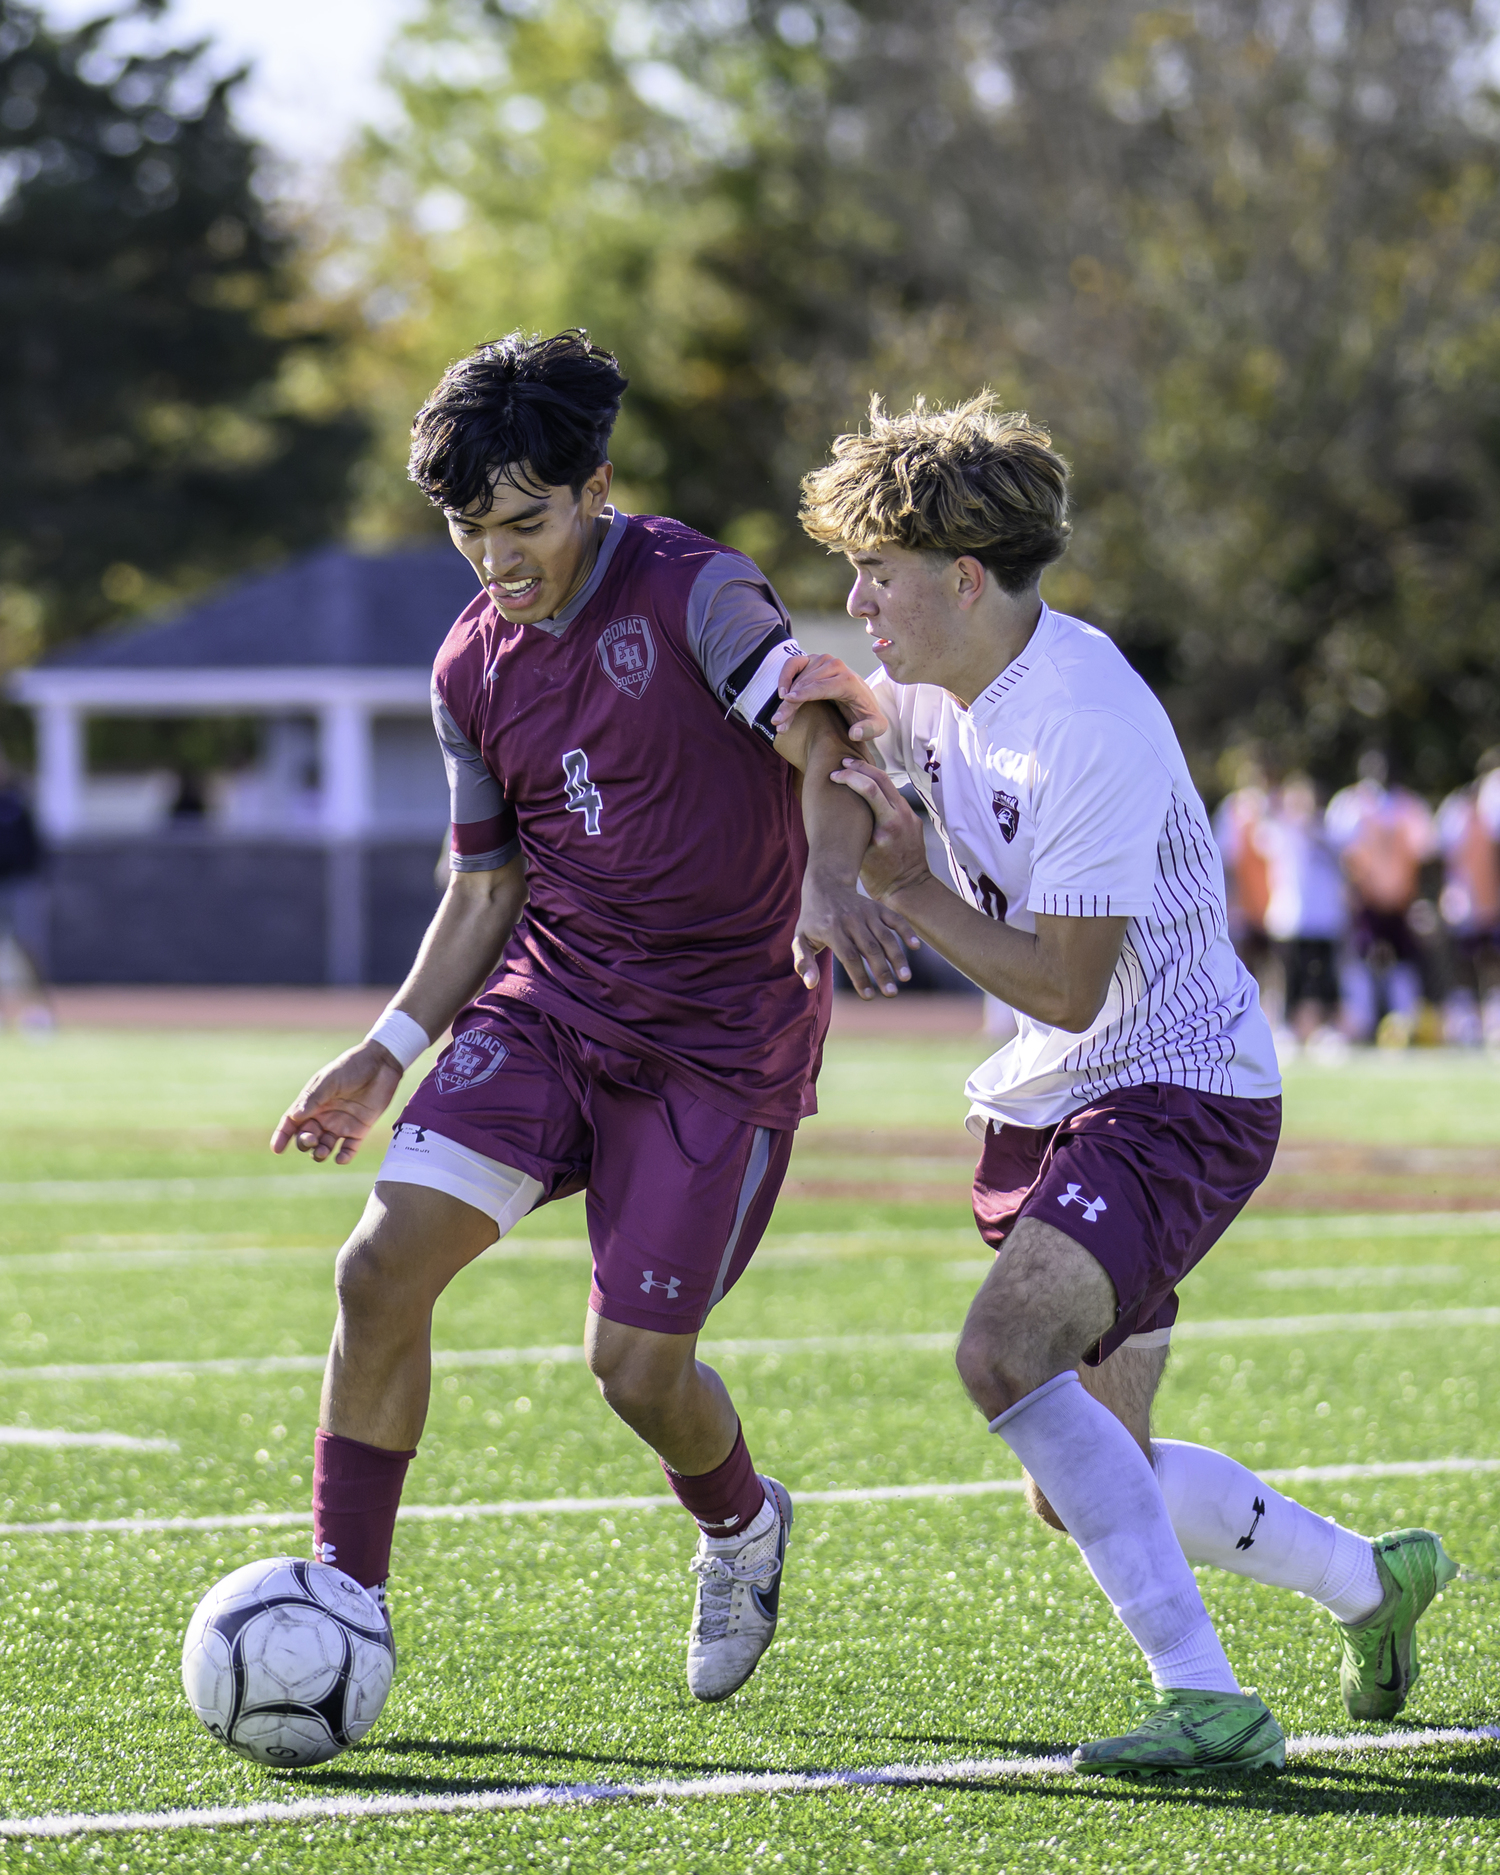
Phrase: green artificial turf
[{"left": 2, "top": 1025, "right": 1500, "bottom": 1870}]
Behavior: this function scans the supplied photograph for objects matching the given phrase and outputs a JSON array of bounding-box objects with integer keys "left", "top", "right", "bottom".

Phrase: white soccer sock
[
  {"left": 992, "top": 1373, "right": 1239, "bottom": 1694},
  {"left": 703, "top": 1492, "right": 776, "bottom": 1552},
  {"left": 1153, "top": 1439, "right": 1383, "bottom": 1623}
]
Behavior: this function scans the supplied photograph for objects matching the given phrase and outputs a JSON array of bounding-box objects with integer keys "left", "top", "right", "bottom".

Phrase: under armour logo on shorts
[
  {"left": 640, "top": 1270, "right": 681, "bottom": 1298},
  {"left": 1057, "top": 1182, "right": 1108, "bottom": 1223}
]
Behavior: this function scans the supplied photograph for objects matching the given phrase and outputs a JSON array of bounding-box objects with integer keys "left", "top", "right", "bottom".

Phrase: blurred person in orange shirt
[
  {"left": 1435, "top": 751, "right": 1500, "bottom": 1047},
  {"left": 1211, "top": 758, "right": 1272, "bottom": 990},
  {"left": 1324, "top": 752, "right": 1437, "bottom": 1043}
]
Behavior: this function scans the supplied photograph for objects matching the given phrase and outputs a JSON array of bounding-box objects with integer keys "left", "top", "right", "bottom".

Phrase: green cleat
[
  {"left": 1072, "top": 1689, "right": 1286, "bottom": 1779},
  {"left": 1336, "top": 1528, "right": 1457, "bottom": 1722}
]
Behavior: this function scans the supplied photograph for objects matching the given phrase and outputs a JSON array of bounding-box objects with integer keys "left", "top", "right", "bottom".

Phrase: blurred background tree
[
  {"left": 327, "top": 0, "right": 1500, "bottom": 794},
  {"left": 15, "top": 0, "right": 1500, "bottom": 797},
  {"left": 0, "top": 0, "right": 366, "bottom": 689}
]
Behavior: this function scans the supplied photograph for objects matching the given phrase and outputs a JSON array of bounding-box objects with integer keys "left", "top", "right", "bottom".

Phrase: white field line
[
  {"left": 0, "top": 1247, "right": 329, "bottom": 1275},
  {"left": 4, "top": 1726, "right": 1499, "bottom": 1840},
  {"left": 0, "top": 1233, "right": 977, "bottom": 1275},
  {"left": 1253, "top": 1264, "right": 1467, "bottom": 1289},
  {"left": 0, "top": 1426, "right": 176, "bottom": 1451},
  {"left": 0, "top": 1174, "right": 374, "bottom": 1205},
  {"left": 9, "top": 1302, "right": 1500, "bottom": 1389},
  {"left": 1233, "top": 1212, "right": 1500, "bottom": 1240},
  {"left": 3, "top": 1455, "right": 1497, "bottom": 1539}
]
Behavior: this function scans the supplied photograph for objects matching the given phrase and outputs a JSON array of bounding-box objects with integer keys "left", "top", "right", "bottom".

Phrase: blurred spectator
[
  {"left": 1255, "top": 775, "right": 1347, "bottom": 1048},
  {"left": 1436, "top": 750, "right": 1500, "bottom": 1047},
  {"left": 1212, "top": 758, "right": 1273, "bottom": 990},
  {"left": 0, "top": 752, "right": 52, "bottom": 1030},
  {"left": 1325, "top": 752, "right": 1438, "bottom": 1044}
]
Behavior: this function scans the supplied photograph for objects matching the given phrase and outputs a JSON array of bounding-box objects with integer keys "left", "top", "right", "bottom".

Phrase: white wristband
[{"left": 364, "top": 1008, "right": 431, "bottom": 1072}]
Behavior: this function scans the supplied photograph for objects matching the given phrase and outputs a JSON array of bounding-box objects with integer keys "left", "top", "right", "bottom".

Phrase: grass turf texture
[{"left": 3, "top": 1027, "right": 1500, "bottom": 1870}]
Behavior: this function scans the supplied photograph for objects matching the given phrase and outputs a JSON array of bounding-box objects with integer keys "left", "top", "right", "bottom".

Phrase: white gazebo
[{"left": 7, "top": 545, "right": 476, "bottom": 984}]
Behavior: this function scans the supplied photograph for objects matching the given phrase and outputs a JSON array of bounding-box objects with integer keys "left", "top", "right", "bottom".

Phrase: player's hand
[
  {"left": 830, "top": 760, "right": 932, "bottom": 904},
  {"left": 269, "top": 1041, "right": 403, "bottom": 1165},
  {"left": 771, "top": 653, "right": 888, "bottom": 743},
  {"left": 793, "top": 868, "right": 919, "bottom": 999}
]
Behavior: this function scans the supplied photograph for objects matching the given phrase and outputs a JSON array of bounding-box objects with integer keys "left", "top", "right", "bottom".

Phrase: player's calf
[
  {"left": 586, "top": 1315, "right": 790, "bottom": 1698},
  {"left": 1024, "top": 1473, "right": 1067, "bottom": 1530}
]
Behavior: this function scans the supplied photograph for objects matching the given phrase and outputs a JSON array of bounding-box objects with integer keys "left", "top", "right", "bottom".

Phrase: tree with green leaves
[
  {"left": 0, "top": 0, "right": 365, "bottom": 680},
  {"left": 336, "top": 0, "right": 1500, "bottom": 794}
]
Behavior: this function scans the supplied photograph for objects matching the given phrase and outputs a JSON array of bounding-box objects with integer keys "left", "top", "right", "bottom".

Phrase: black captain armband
[{"left": 720, "top": 629, "right": 804, "bottom": 744}]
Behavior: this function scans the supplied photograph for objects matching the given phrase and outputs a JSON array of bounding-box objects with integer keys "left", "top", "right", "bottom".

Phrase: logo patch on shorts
[
  {"left": 434, "top": 1030, "right": 509, "bottom": 1096},
  {"left": 1057, "top": 1182, "right": 1108, "bottom": 1223},
  {"left": 597, "top": 616, "right": 656, "bottom": 699},
  {"left": 640, "top": 1270, "right": 681, "bottom": 1299}
]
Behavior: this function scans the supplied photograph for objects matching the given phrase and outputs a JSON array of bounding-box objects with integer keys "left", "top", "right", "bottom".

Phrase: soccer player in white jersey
[{"left": 775, "top": 395, "right": 1457, "bottom": 1776}]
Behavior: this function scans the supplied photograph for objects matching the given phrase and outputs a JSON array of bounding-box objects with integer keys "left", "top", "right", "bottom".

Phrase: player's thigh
[
  {"left": 584, "top": 1076, "right": 794, "bottom": 1340},
  {"left": 1076, "top": 1342, "right": 1170, "bottom": 1458},
  {"left": 335, "top": 1180, "right": 501, "bottom": 1316}
]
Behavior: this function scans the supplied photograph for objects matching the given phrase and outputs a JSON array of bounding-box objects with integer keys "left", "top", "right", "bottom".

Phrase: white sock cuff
[{"left": 988, "top": 1369, "right": 1080, "bottom": 1436}]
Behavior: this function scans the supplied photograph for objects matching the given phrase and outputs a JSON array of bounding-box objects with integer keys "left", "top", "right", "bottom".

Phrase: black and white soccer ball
[{"left": 181, "top": 1557, "right": 394, "bottom": 1767}]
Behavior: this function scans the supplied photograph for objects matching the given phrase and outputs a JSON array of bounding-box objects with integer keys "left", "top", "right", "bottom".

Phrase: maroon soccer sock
[
  {"left": 311, "top": 1430, "right": 417, "bottom": 1589},
  {"left": 661, "top": 1423, "right": 767, "bottom": 1536}
]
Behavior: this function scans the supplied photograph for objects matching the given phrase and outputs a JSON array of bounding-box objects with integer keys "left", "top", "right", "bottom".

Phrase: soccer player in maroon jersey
[{"left": 271, "top": 331, "right": 910, "bottom": 1701}]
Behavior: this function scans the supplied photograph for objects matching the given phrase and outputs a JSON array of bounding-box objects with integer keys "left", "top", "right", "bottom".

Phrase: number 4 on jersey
[{"left": 561, "top": 748, "right": 603, "bottom": 836}]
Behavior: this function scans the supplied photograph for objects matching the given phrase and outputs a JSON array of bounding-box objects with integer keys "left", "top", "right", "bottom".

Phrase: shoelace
[{"left": 688, "top": 1546, "right": 782, "bottom": 1641}]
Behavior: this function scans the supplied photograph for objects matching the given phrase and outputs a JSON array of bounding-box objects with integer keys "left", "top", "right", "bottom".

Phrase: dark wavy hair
[{"left": 408, "top": 329, "right": 628, "bottom": 511}]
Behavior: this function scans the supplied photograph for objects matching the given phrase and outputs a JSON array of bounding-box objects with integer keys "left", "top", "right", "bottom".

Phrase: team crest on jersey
[
  {"left": 434, "top": 1030, "right": 509, "bottom": 1096},
  {"left": 992, "top": 790, "right": 1020, "bottom": 843},
  {"left": 597, "top": 616, "right": 657, "bottom": 699}
]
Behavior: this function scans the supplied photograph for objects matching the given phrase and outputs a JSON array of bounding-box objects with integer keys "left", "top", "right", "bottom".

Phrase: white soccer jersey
[{"left": 867, "top": 605, "right": 1280, "bottom": 1130}]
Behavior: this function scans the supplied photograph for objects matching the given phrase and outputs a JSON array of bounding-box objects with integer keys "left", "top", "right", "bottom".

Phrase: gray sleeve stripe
[
  {"left": 451, "top": 838, "right": 522, "bottom": 873},
  {"left": 685, "top": 555, "right": 792, "bottom": 699},
  {"left": 432, "top": 675, "right": 506, "bottom": 828}
]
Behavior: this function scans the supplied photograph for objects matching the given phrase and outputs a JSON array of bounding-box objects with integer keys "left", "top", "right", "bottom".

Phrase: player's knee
[
  {"left": 586, "top": 1335, "right": 682, "bottom": 1429},
  {"left": 955, "top": 1317, "right": 1031, "bottom": 1412},
  {"left": 592, "top": 1361, "right": 666, "bottom": 1429},
  {"left": 333, "top": 1228, "right": 420, "bottom": 1325},
  {"left": 954, "top": 1321, "right": 998, "bottom": 1404}
]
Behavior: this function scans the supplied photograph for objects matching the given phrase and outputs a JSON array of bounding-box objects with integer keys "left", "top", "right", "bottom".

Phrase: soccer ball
[{"left": 181, "top": 1557, "right": 394, "bottom": 1767}]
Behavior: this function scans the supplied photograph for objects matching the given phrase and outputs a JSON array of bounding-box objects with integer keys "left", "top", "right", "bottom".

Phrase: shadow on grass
[{"left": 938, "top": 1744, "right": 1500, "bottom": 1823}]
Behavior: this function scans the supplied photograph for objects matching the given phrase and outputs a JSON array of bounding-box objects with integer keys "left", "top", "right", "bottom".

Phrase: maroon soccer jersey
[{"left": 431, "top": 513, "right": 830, "bottom": 1127}]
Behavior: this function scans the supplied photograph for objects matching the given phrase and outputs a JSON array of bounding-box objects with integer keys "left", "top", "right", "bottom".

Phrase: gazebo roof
[
  {"left": 43, "top": 545, "right": 478, "bottom": 673},
  {"left": 9, "top": 540, "right": 868, "bottom": 716}
]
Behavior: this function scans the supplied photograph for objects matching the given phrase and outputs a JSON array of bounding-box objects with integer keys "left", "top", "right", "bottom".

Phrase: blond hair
[{"left": 799, "top": 393, "right": 1071, "bottom": 592}]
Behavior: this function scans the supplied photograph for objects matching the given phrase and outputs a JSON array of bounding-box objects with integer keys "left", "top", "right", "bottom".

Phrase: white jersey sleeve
[
  {"left": 1027, "top": 711, "right": 1175, "bottom": 919},
  {"left": 866, "top": 667, "right": 918, "bottom": 786}
]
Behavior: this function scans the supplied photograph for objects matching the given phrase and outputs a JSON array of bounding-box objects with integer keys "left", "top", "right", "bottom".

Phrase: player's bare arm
[
  {"left": 772, "top": 699, "right": 916, "bottom": 999},
  {"left": 832, "top": 756, "right": 1125, "bottom": 1029},
  {"left": 269, "top": 858, "right": 527, "bottom": 1164}
]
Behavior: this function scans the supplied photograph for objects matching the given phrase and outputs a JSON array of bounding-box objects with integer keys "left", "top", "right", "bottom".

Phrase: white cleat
[{"left": 685, "top": 1477, "right": 792, "bottom": 1702}]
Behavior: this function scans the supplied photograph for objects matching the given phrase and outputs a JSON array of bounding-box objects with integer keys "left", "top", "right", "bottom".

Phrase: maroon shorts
[
  {"left": 971, "top": 1083, "right": 1282, "bottom": 1364},
  {"left": 395, "top": 999, "right": 794, "bottom": 1335}
]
